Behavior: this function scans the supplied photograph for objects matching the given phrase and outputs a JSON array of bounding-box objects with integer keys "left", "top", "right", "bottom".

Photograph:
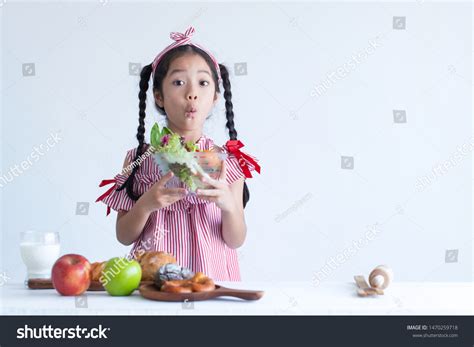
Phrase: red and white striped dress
[{"left": 99, "top": 135, "right": 256, "bottom": 281}]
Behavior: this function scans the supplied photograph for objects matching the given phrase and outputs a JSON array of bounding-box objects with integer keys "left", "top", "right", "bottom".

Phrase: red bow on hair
[
  {"left": 225, "top": 140, "right": 261, "bottom": 178},
  {"left": 95, "top": 179, "right": 117, "bottom": 216}
]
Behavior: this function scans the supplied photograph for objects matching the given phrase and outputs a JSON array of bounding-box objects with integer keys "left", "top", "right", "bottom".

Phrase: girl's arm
[
  {"left": 220, "top": 176, "right": 247, "bottom": 249},
  {"left": 116, "top": 200, "right": 153, "bottom": 246},
  {"left": 196, "top": 162, "right": 248, "bottom": 249},
  {"left": 115, "top": 155, "right": 152, "bottom": 246}
]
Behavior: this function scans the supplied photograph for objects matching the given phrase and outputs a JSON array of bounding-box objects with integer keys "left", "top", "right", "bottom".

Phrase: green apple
[{"left": 101, "top": 257, "right": 142, "bottom": 296}]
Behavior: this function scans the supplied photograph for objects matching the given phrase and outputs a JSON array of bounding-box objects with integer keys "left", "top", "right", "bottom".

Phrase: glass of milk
[{"left": 20, "top": 230, "right": 60, "bottom": 281}]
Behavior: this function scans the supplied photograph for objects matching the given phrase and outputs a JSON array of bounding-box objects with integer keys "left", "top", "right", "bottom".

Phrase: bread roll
[
  {"left": 90, "top": 261, "right": 106, "bottom": 282},
  {"left": 138, "top": 251, "right": 177, "bottom": 281}
]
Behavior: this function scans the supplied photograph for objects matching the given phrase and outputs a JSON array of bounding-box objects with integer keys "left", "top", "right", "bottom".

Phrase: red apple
[{"left": 51, "top": 254, "right": 91, "bottom": 296}]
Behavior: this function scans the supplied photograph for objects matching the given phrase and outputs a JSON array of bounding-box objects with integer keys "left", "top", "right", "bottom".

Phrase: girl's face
[{"left": 154, "top": 53, "right": 218, "bottom": 136}]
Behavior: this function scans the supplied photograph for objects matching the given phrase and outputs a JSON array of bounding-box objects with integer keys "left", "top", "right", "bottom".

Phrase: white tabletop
[{"left": 1, "top": 281, "right": 472, "bottom": 315}]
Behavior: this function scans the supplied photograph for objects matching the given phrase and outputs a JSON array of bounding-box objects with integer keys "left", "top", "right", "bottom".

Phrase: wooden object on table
[
  {"left": 354, "top": 275, "right": 384, "bottom": 296},
  {"left": 27, "top": 278, "right": 153, "bottom": 291},
  {"left": 139, "top": 283, "right": 264, "bottom": 302},
  {"left": 368, "top": 265, "right": 394, "bottom": 290}
]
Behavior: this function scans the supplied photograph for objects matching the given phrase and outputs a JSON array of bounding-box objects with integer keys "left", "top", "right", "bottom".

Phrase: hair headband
[{"left": 151, "top": 26, "right": 222, "bottom": 84}]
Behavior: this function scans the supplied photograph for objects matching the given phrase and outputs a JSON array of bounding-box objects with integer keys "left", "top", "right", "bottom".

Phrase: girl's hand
[
  {"left": 195, "top": 161, "right": 236, "bottom": 212},
  {"left": 138, "top": 171, "right": 188, "bottom": 213}
]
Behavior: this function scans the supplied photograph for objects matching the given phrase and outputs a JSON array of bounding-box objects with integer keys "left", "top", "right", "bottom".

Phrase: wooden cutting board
[
  {"left": 27, "top": 278, "right": 154, "bottom": 291},
  {"left": 139, "top": 283, "right": 265, "bottom": 302}
]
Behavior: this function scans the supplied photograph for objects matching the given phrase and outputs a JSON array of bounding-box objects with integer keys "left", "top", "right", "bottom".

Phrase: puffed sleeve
[
  {"left": 96, "top": 150, "right": 136, "bottom": 215},
  {"left": 99, "top": 173, "right": 135, "bottom": 213},
  {"left": 223, "top": 143, "right": 260, "bottom": 185}
]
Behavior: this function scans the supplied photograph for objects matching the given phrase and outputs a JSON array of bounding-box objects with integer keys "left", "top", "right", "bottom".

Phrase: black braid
[
  {"left": 219, "top": 64, "right": 250, "bottom": 208},
  {"left": 116, "top": 63, "right": 153, "bottom": 201}
]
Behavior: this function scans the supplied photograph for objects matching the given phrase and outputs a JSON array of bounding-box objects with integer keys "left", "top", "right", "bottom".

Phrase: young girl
[{"left": 96, "top": 27, "right": 260, "bottom": 281}]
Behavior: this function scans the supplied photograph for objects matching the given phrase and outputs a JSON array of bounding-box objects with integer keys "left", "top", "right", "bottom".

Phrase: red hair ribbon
[
  {"left": 225, "top": 140, "right": 261, "bottom": 178},
  {"left": 95, "top": 179, "right": 117, "bottom": 216}
]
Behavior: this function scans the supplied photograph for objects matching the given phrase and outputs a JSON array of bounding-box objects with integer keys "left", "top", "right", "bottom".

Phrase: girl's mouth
[{"left": 185, "top": 111, "right": 197, "bottom": 118}]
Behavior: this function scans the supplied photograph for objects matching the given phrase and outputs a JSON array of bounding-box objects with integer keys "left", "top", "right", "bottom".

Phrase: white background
[{"left": 1, "top": 1, "right": 472, "bottom": 284}]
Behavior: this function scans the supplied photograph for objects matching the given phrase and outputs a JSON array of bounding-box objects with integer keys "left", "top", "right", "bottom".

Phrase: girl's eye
[{"left": 172, "top": 80, "right": 209, "bottom": 86}]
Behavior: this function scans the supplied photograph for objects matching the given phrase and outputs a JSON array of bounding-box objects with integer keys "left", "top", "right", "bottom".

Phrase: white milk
[{"left": 20, "top": 242, "right": 60, "bottom": 279}]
